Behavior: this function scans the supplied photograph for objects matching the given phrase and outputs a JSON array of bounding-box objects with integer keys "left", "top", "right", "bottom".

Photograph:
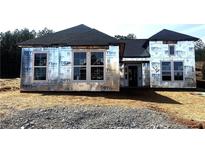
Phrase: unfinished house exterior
[
  {"left": 149, "top": 41, "right": 196, "bottom": 88},
  {"left": 18, "top": 25, "right": 120, "bottom": 91},
  {"left": 18, "top": 25, "right": 199, "bottom": 91},
  {"left": 120, "top": 29, "right": 198, "bottom": 88},
  {"left": 120, "top": 39, "right": 150, "bottom": 88}
]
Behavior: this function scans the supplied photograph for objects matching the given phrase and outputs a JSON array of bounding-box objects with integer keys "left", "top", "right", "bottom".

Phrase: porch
[{"left": 120, "top": 61, "right": 150, "bottom": 88}]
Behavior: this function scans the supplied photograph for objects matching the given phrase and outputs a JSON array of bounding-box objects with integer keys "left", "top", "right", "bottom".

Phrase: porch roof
[{"left": 121, "top": 39, "right": 150, "bottom": 58}]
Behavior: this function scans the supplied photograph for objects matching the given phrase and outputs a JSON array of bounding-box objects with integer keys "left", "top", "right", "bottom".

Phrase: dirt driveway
[{"left": 0, "top": 78, "right": 205, "bottom": 128}]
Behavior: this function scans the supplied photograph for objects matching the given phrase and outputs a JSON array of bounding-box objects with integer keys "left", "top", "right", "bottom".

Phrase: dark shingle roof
[
  {"left": 18, "top": 24, "right": 119, "bottom": 46},
  {"left": 149, "top": 29, "right": 199, "bottom": 41},
  {"left": 121, "top": 39, "right": 150, "bottom": 58}
]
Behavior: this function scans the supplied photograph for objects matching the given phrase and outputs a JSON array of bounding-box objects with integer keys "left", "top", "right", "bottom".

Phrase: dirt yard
[{"left": 0, "top": 78, "right": 205, "bottom": 128}]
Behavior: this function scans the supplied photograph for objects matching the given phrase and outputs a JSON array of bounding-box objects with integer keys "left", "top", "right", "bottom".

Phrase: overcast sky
[{"left": 0, "top": 0, "right": 205, "bottom": 42}]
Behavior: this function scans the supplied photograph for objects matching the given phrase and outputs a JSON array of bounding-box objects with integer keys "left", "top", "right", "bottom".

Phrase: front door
[{"left": 128, "top": 66, "right": 138, "bottom": 87}]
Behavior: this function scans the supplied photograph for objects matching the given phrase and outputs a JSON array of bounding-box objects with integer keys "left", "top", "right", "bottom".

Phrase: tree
[
  {"left": 0, "top": 29, "right": 36, "bottom": 78},
  {"left": 37, "top": 27, "right": 54, "bottom": 38},
  {"left": 194, "top": 39, "right": 205, "bottom": 81},
  {"left": 0, "top": 27, "right": 54, "bottom": 78},
  {"left": 195, "top": 39, "right": 205, "bottom": 50},
  {"left": 195, "top": 39, "right": 205, "bottom": 62},
  {"left": 126, "top": 33, "right": 136, "bottom": 39},
  {"left": 115, "top": 33, "right": 137, "bottom": 40}
]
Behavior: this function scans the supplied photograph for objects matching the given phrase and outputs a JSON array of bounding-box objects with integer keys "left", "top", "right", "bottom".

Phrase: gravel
[{"left": 0, "top": 105, "right": 187, "bottom": 129}]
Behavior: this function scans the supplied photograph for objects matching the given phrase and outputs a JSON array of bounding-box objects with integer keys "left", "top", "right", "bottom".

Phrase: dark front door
[{"left": 128, "top": 66, "right": 138, "bottom": 87}]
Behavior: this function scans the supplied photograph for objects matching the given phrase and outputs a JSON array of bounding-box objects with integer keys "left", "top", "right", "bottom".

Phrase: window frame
[
  {"left": 173, "top": 61, "right": 184, "bottom": 81},
  {"left": 161, "top": 61, "right": 172, "bottom": 81},
  {"left": 72, "top": 50, "right": 106, "bottom": 82},
  {"left": 32, "top": 52, "right": 48, "bottom": 82},
  {"left": 160, "top": 61, "right": 184, "bottom": 82},
  {"left": 90, "top": 51, "right": 105, "bottom": 81},
  {"left": 168, "top": 45, "right": 175, "bottom": 56},
  {"left": 73, "top": 51, "right": 87, "bottom": 81}
]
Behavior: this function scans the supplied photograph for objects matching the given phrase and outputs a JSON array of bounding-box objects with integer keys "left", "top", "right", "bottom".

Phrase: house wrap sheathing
[
  {"left": 18, "top": 25, "right": 199, "bottom": 91},
  {"left": 149, "top": 41, "right": 196, "bottom": 88},
  {"left": 21, "top": 46, "right": 120, "bottom": 91}
]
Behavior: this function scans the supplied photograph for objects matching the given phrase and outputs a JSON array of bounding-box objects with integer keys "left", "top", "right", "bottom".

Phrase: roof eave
[
  {"left": 149, "top": 38, "right": 199, "bottom": 41},
  {"left": 18, "top": 42, "right": 121, "bottom": 48},
  {"left": 123, "top": 55, "right": 150, "bottom": 58}
]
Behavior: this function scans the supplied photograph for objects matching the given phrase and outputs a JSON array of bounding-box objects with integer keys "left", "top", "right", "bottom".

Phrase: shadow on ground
[
  {"left": 197, "top": 80, "right": 205, "bottom": 89},
  {"left": 39, "top": 88, "right": 182, "bottom": 105}
]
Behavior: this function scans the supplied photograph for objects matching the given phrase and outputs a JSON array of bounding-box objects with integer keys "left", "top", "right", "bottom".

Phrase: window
[
  {"left": 73, "top": 52, "right": 86, "bottom": 80},
  {"left": 73, "top": 51, "right": 105, "bottom": 81},
  {"left": 161, "top": 62, "right": 171, "bottom": 81},
  {"left": 174, "top": 62, "right": 183, "bottom": 80},
  {"left": 91, "top": 52, "right": 104, "bottom": 80},
  {"left": 161, "top": 61, "right": 184, "bottom": 81},
  {"left": 74, "top": 67, "right": 86, "bottom": 80},
  {"left": 169, "top": 45, "right": 175, "bottom": 55},
  {"left": 34, "top": 53, "right": 47, "bottom": 80}
]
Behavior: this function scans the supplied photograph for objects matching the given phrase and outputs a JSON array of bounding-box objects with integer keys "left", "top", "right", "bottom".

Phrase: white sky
[{"left": 0, "top": 0, "right": 205, "bottom": 42}]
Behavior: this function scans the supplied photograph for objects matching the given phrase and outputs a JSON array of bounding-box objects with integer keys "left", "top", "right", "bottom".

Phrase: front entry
[{"left": 128, "top": 66, "right": 138, "bottom": 87}]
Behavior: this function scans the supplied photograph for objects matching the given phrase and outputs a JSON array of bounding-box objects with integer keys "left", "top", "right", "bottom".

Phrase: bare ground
[
  {"left": 0, "top": 78, "right": 205, "bottom": 128},
  {"left": 0, "top": 106, "right": 186, "bottom": 129}
]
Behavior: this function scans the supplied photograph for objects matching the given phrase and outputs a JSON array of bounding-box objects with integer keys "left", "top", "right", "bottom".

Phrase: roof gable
[
  {"left": 149, "top": 29, "right": 199, "bottom": 41},
  {"left": 18, "top": 24, "right": 119, "bottom": 46}
]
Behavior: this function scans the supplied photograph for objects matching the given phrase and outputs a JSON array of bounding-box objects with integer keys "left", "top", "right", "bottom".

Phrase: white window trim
[
  {"left": 161, "top": 61, "right": 184, "bottom": 82},
  {"left": 72, "top": 50, "right": 106, "bottom": 82},
  {"left": 90, "top": 51, "right": 105, "bottom": 82},
  {"left": 32, "top": 52, "right": 48, "bottom": 82},
  {"left": 72, "top": 51, "right": 87, "bottom": 82},
  {"left": 173, "top": 61, "right": 184, "bottom": 81},
  {"left": 161, "top": 61, "right": 172, "bottom": 82},
  {"left": 168, "top": 45, "right": 175, "bottom": 56}
]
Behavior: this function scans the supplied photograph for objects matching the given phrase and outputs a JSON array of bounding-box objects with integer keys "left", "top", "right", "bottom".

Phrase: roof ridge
[
  {"left": 18, "top": 24, "right": 93, "bottom": 45},
  {"left": 18, "top": 24, "right": 119, "bottom": 46}
]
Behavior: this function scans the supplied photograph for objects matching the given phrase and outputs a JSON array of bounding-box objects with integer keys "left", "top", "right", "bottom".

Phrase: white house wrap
[
  {"left": 18, "top": 25, "right": 199, "bottom": 91},
  {"left": 21, "top": 46, "right": 120, "bottom": 91},
  {"left": 149, "top": 41, "right": 196, "bottom": 88}
]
